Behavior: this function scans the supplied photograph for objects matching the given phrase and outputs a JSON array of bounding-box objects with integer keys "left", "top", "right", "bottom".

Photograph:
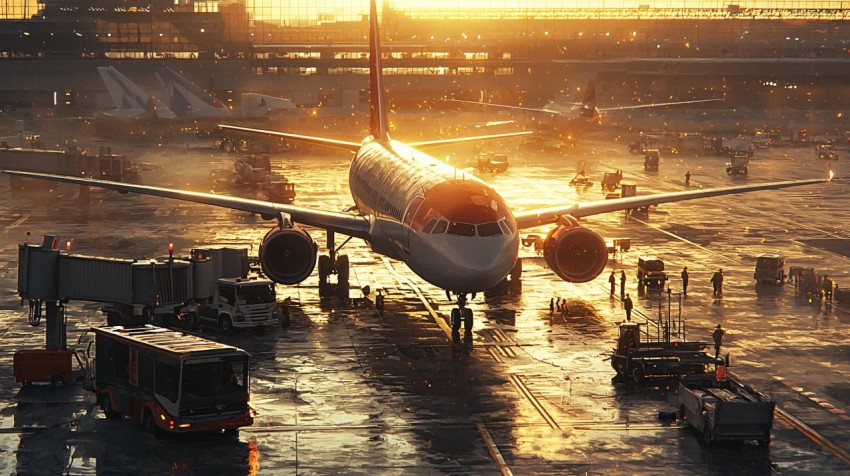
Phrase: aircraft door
[{"left": 402, "top": 195, "right": 425, "bottom": 254}]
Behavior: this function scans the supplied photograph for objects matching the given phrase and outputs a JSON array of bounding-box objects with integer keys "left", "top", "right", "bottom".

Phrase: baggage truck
[{"left": 678, "top": 375, "right": 774, "bottom": 446}]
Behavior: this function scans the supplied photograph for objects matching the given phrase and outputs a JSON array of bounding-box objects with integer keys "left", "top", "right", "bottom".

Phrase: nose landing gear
[{"left": 447, "top": 292, "right": 474, "bottom": 345}]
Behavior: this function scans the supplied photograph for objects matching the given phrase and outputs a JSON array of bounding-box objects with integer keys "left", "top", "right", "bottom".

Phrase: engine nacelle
[
  {"left": 259, "top": 225, "right": 318, "bottom": 285},
  {"left": 543, "top": 225, "right": 608, "bottom": 283}
]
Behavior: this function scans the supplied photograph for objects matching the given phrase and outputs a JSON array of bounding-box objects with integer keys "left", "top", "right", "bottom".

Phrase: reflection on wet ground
[{"left": 0, "top": 119, "right": 849, "bottom": 473}]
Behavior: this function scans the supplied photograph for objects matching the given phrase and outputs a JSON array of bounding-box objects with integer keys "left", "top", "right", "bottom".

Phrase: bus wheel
[
  {"left": 219, "top": 315, "right": 234, "bottom": 334},
  {"left": 100, "top": 394, "right": 120, "bottom": 419},
  {"left": 143, "top": 410, "right": 159, "bottom": 436}
]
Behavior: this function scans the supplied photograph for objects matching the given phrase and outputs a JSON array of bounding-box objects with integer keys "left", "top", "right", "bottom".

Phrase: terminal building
[{"left": 0, "top": 1, "right": 849, "bottom": 118}]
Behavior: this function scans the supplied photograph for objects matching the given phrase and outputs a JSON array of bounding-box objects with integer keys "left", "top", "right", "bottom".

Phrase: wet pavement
[{"left": 1, "top": 118, "right": 849, "bottom": 474}]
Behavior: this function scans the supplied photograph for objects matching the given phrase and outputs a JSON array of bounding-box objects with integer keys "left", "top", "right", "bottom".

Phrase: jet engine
[
  {"left": 259, "top": 225, "right": 318, "bottom": 285},
  {"left": 543, "top": 225, "right": 608, "bottom": 283}
]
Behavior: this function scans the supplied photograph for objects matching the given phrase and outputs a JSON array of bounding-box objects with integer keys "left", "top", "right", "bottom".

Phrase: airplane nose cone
[{"left": 414, "top": 233, "right": 519, "bottom": 293}]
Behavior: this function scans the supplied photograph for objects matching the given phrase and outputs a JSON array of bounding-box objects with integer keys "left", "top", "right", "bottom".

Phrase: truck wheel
[
  {"left": 632, "top": 366, "right": 645, "bottom": 384},
  {"left": 187, "top": 313, "right": 199, "bottom": 330},
  {"left": 106, "top": 311, "right": 121, "bottom": 326},
  {"left": 219, "top": 315, "right": 234, "bottom": 334}
]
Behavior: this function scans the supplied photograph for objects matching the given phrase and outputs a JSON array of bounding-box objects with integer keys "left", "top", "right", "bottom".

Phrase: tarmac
[{"left": 0, "top": 116, "right": 849, "bottom": 474}]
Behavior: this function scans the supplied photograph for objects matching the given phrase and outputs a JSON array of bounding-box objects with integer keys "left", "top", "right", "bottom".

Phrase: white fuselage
[{"left": 349, "top": 139, "right": 519, "bottom": 293}]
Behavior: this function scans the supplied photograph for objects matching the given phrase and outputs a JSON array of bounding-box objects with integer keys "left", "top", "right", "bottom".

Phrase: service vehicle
[
  {"left": 753, "top": 254, "right": 785, "bottom": 284},
  {"left": 474, "top": 151, "right": 509, "bottom": 173},
  {"left": 637, "top": 256, "right": 668, "bottom": 290},
  {"left": 601, "top": 169, "right": 623, "bottom": 191},
  {"left": 726, "top": 150, "right": 749, "bottom": 175},
  {"left": 643, "top": 149, "right": 660, "bottom": 170},
  {"left": 678, "top": 375, "right": 774, "bottom": 446},
  {"left": 13, "top": 348, "right": 88, "bottom": 386},
  {"left": 192, "top": 277, "right": 279, "bottom": 333},
  {"left": 815, "top": 143, "right": 838, "bottom": 160},
  {"left": 611, "top": 322, "right": 721, "bottom": 384},
  {"left": 92, "top": 325, "right": 253, "bottom": 434},
  {"left": 263, "top": 173, "right": 296, "bottom": 204}
]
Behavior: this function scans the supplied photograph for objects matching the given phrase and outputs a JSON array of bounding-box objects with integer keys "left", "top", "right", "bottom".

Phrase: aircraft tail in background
[
  {"left": 154, "top": 67, "right": 230, "bottom": 118},
  {"left": 96, "top": 66, "right": 176, "bottom": 120}
]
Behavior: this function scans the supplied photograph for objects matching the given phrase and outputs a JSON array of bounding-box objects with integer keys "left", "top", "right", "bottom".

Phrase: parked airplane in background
[
  {"left": 154, "top": 66, "right": 230, "bottom": 118},
  {"left": 5, "top": 0, "right": 832, "bottom": 342},
  {"left": 450, "top": 80, "right": 722, "bottom": 123},
  {"left": 96, "top": 66, "right": 176, "bottom": 120}
]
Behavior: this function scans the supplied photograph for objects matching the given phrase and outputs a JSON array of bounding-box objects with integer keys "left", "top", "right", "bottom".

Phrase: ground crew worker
[
  {"left": 609, "top": 271, "right": 616, "bottom": 295},
  {"left": 549, "top": 298, "right": 555, "bottom": 316},
  {"left": 620, "top": 270, "right": 626, "bottom": 298},
  {"left": 712, "top": 324, "right": 725, "bottom": 357},
  {"left": 685, "top": 170, "right": 691, "bottom": 186},
  {"left": 623, "top": 294, "right": 633, "bottom": 321},
  {"left": 710, "top": 268, "right": 724, "bottom": 297},
  {"left": 681, "top": 267, "right": 689, "bottom": 295}
]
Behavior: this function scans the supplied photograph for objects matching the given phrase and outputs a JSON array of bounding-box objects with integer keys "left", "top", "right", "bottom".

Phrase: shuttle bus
[{"left": 93, "top": 325, "right": 253, "bottom": 433}]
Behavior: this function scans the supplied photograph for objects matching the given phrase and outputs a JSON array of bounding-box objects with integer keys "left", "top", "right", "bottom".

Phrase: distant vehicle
[
  {"left": 752, "top": 131, "right": 770, "bottom": 148},
  {"left": 754, "top": 254, "right": 785, "bottom": 284},
  {"left": 726, "top": 150, "right": 749, "bottom": 175},
  {"left": 637, "top": 256, "right": 668, "bottom": 290},
  {"left": 191, "top": 277, "right": 280, "bottom": 333},
  {"left": 91, "top": 325, "right": 253, "bottom": 434},
  {"left": 601, "top": 169, "right": 623, "bottom": 191},
  {"left": 643, "top": 149, "right": 660, "bottom": 170},
  {"left": 474, "top": 151, "right": 509, "bottom": 173},
  {"left": 815, "top": 143, "right": 838, "bottom": 160},
  {"left": 264, "top": 174, "right": 297, "bottom": 203}
]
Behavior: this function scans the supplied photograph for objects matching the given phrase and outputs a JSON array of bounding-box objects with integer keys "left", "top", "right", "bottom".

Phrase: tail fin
[
  {"left": 369, "top": 0, "right": 389, "bottom": 142},
  {"left": 97, "top": 66, "right": 176, "bottom": 119},
  {"left": 581, "top": 80, "right": 597, "bottom": 109},
  {"left": 154, "top": 67, "right": 229, "bottom": 118}
]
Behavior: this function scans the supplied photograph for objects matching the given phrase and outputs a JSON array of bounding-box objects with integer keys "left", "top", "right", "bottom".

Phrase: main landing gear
[
  {"left": 318, "top": 231, "right": 350, "bottom": 301},
  {"left": 446, "top": 292, "right": 474, "bottom": 344}
]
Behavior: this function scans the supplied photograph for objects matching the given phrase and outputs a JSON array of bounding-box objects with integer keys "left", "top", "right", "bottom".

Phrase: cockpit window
[
  {"left": 423, "top": 219, "right": 437, "bottom": 234},
  {"left": 499, "top": 218, "right": 515, "bottom": 234},
  {"left": 431, "top": 220, "right": 448, "bottom": 234},
  {"left": 498, "top": 220, "right": 510, "bottom": 235},
  {"left": 477, "top": 222, "right": 502, "bottom": 237},
  {"left": 447, "top": 222, "right": 476, "bottom": 237}
]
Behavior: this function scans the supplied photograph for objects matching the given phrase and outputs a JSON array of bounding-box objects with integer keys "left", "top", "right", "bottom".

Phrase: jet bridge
[{"left": 17, "top": 235, "right": 249, "bottom": 349}]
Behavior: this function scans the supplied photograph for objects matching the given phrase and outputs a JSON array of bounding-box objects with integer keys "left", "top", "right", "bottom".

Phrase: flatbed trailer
[
  {"left": 678, "top": 375, "right": 774, "bottom": 446},
  {"left": 612, "top": 322, "right": 723, "bottom": 383}
]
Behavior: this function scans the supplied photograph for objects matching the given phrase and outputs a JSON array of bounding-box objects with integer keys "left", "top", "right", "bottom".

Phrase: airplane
[
  {"left": 96, "top": 66, "right": 177, "bottom": 120},
  {"left": 154, "top": 66, "right": 231, "bottom": 118},
  {"left": 449, "top": 79, "right": 722, "bottom": 123},
  {"left": 4, "top": 0, "right": 834, "bottom": 342}
]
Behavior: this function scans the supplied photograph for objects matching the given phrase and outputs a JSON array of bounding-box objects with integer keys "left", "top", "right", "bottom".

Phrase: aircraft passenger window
[
  {"left": 432, "top": 220, "right": 448, "bottom": 234},
  {"left": 477, "top": 222, "right": 502, "bottom": 237},
  {"left": 423, "top": 220, "right": 437, "bottom": 234},
  {"left": 448, "top": 222, "right": 476, "bottom": 237}
]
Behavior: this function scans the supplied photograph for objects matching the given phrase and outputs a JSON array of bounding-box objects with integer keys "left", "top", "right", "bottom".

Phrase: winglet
[{"left": 369, "top": 0, "right": 390, "bottom": 142}]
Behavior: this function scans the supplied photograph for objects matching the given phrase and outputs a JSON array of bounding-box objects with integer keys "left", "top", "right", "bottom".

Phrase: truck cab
[
  {"left": 198, "top": 278, "right": 279, "bottom": 333},
  {"left": 637, "top": 256, "right": 668, "bottom": 290},
  {"left": 754, "top": 254, "right": 785, "bottom": 284}
]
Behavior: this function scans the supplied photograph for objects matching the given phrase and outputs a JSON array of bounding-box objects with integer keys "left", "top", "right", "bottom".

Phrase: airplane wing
[
  {"left": 409, "top": 130, "right": 532, "bottom": 149},
  {"left": 219, "top": 125, "right": 362, "bottom": 151},
  {"left": 1, "top": 170, "right": 372, "bottom": 239},
  {"left": 597, "top": 98, "right": 723, "bottom": 112},
  {"left": 446, "top": 99, "right": 560, "bottom": 116},
  {"left": 514, "top": 177, "right": 831, "bottom": 230},
  {"left": 222, "top": 124, "right": 532, "bottom": 151}
]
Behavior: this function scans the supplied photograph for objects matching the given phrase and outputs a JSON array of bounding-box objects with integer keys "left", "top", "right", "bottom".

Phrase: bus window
[{"left": 155, "top": 360, "right": 179, "bottom": 403}]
